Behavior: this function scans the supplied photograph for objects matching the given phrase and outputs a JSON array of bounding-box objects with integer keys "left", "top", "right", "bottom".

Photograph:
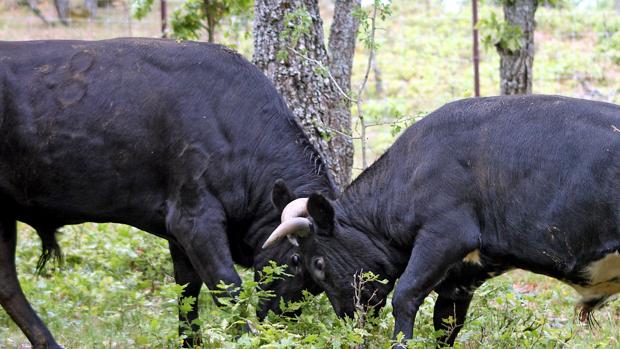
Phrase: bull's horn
[
  {"left": 262, "top": 217, "right": 311, "bottom": 249},
  {"left": 287, "top": 235, "right": 300, "bottom": 247},
  {"left": 281, "top": 198, "right": 309, "bottom": 221}
]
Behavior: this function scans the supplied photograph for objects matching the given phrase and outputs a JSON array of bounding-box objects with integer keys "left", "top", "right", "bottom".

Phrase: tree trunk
[
  {"left": 253, "top": 0, "right": 358, "bottom": 190},
  {"left": 203, "top": 0, "right": 215, "bottom": 43},
  {"left": 615, "top": 0, "right": 620, "bottom": 13},
  {"left": 161, "top": 0, "right": 168, "bottom": 38},
  {"left": 328, "top": 0, "right": 360, "bottom": 97},
  {"left": 498, "top": 0, "right": 538, "bottom": 95},
  {"left": 84, "top": 0, "right": 97, "bottom": 17},
  {"left": 54, "top": 0, "right": 70, "bottom": 25},
  {"left": 326, "top": 0, "right": 360, "bottom": 185},
  {"left": 26, "top": 0, "right": 51, "bottom": 25}
]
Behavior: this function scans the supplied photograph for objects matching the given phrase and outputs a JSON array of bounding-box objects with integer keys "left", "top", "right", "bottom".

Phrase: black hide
[
  {"left": 282, "top": 95, "right": 620, "bottom": 347},
  {"left": 0, "top": 38, "right": 334, "bottom": 348}
]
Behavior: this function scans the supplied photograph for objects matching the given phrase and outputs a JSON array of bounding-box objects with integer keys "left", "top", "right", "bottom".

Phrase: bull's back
[
  {"left": 0, "top": 39, "right": 271, "bottom": 227},
  {"left": 406, "top": 95, "right": 620, "bottom": 277}
]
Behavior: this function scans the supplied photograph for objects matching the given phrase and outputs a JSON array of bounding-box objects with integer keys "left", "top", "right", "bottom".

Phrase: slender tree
[
  {"left": 84, "top": 0, "right": 98, "bottom": 17},
  {"left": 253, "top": 0, "right": 360, "bottom": 190},
  {"left": 133, "top": 0, "right": 252, "bottom": 41},
  {"left": 498, "top": 0, "right": 538, "bottom": 95},
  {"left": 54, "top": 0, "right": 70, "bottom": 25},
  {"left": 24, "top": 0, "right": 51, "bottom": 25}
]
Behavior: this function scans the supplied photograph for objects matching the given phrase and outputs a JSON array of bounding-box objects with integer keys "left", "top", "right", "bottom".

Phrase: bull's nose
[
  {"left": 336, "top": 306, "right": 355, "bottom": 319},
  {"left": 257, "top": 299, "right": 278, "bottom": 320},
  {"left": 257, "top": 308, "right": 269, "bottom": 321}
]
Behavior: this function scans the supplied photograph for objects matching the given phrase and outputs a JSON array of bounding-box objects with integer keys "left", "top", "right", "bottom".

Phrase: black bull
[
  {"left": 0, "top": 38, "right": 334, "bottom": 348},
  {"left": 267, "top": 95, "right": 620, "bottom": 347}
]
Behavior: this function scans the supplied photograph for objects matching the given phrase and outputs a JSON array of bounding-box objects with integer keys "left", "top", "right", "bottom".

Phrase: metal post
[
  {"left": 161, "top": 0, "right": 168, "bottom": 38},
  {"left": 472, "top": 0, "right": 480, "bottom": 97}
]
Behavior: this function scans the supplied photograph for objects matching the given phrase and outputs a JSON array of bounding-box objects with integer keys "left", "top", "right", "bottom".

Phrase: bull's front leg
[
  {"left": 166, "top": 196, "right": 242, "bottom": 346},
  {"left": 169, "top": 241, "right": 204, "bottom": 348},
  {"left": 166, "top": 193, "right": 242, "bottom": 302},
  {"left": 432, "top": 293, "right": 473, "bottom": 347},
  {"left": 392, "top": 216, "right": 480, "bottom": 348}
]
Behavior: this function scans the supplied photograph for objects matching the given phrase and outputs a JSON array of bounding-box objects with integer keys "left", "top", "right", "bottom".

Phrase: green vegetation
[
  {"left": 353, "top": 1, "right": 620, "bottom": 162},
  {"left": 1, "top": 1, "right": 619, "bottom": 348},
  {"left": 2, "top": 225, "right": 619, "bottom": 348},
  {"left": 477, "top": 11, "right": 524, "bottom": 53},
  {"left": 132, "top": 0, "right": 252, "bottom": 41}
]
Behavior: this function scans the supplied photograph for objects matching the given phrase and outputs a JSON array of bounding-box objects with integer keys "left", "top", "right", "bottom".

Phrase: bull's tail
[{"left": 34, "top": 226, "right": 63, "bottom": 274}]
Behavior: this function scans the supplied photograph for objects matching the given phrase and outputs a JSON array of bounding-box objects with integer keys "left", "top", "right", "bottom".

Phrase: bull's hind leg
[
  {"left": 169, "top": 241, "right": 203, "bottom": 348},
  {"left": 432, "top": 265, "right": 490, "bottom": 347},
  {"left": 433, "top": 294, "right": 473, "bottom": 347},
  {"left": 392, "top": 213, "right": 480, "bottom": 346},
  {"left": 0, "top": 216, "right": 62, "bottom": 348}
]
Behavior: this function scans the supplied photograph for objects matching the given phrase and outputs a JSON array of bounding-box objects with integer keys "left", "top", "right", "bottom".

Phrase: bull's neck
[
  {"left": 240, "top": 118, "right": 337, "bottom": 250},
  {"left": 337, "top": 152, "right": 413, "bottom": 277}
]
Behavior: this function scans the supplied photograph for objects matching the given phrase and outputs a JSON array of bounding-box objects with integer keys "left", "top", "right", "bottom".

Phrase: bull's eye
[
  {"left": 290, "top": 254, "right": 301, "bottom": 267},
  {"left": 312, "top": 257, "right": 325, "bottom": 280},
  {"left": 314, "top": 258, "right": 324, "bottom": 271}
]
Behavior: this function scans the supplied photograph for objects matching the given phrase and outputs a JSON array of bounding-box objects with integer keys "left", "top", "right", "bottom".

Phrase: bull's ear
[
  {"left": 272, "top": 179, "right": 295, "bottom": 213},
  {"left": 307, "top": 193, "right": 334, "bottom": 234}
]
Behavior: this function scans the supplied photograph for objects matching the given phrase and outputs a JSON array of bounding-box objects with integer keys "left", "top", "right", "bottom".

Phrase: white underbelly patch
[{"left": 568, "top": 252, "right": 620, "bottom": 304}]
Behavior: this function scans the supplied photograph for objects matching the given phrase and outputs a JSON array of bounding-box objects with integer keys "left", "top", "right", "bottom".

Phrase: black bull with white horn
[
  {"left": 263, "top": 95, "right": 620, "bottom": 347},
  {"left": 0, "top": 38, "right": 336, "bottom": 349}
]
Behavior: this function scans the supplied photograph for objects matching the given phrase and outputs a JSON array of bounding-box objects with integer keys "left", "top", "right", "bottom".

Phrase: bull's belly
[
  {"left": 462, "top": 247, "right": 620, "bottom": 307},
  {"left": 4, "top": 182, "right": 168, "bottom": 235},
  {"left": 566, "top": 251, "right": 620, "bottom": 306}
]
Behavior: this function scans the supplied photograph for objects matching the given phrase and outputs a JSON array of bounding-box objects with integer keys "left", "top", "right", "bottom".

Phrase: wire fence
[{"left": 0, "top": 0, "right": 185, "bottom": 40}]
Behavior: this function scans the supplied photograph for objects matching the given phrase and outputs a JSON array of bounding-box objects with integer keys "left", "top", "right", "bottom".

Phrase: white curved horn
[
  {"left": 281, "top": 198, "right": 309, "bottom": 221},
  {"left": 262, "top": 217, "right": 311, "bottom": 249}
]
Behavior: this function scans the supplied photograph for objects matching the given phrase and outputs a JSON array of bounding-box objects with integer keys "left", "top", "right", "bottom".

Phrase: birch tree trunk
[
  {"left": 253, "top": 0, "right": 360, "bottom": 190},
  {"left": 498, "top": 0, "right": 538, "bottom": 95}
]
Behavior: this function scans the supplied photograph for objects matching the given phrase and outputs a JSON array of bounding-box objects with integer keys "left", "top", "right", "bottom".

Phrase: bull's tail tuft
[
  {"left": 35, "top": 227, "right": 63, "bottom": 275},
  {"left": 577, "top": 296, "right": 606, "bottom": 329}
]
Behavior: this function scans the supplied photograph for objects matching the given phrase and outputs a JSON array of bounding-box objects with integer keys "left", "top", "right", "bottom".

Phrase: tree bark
[
  {"left": 326, "top": 0, "right": 360, "bottom": 185},
  {"left": 26, "top": 0, "right": 51, "bottom": 25},
  {"left": 54, "top": 0, "right": 70, "bottom": 25},
  {"left": 328, "top": 0, "right": 360, "bottom": 98},
  {"left": 203, "top": 0, "right": 215, "bottom": 43},
  {"left": 498, "top": 0, "right": 538, "bottom": 95},
  {"left": 84, "top": 0, "right": 98, "bottom": 17},
  {"left": 253, "top": 0, "right": 358, "bottom": 190}
]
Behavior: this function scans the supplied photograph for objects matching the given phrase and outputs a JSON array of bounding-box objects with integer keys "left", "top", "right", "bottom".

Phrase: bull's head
[
  {"left": 262, "top": 181, "right": 395, "bottom": 318},
  {"left": 253, "top": 180, "right": 321, "bottom": 319}
]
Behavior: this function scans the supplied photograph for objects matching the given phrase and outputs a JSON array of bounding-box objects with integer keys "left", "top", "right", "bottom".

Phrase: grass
[
  {"left": 2, "top": 225, "right": 619, "bottom": 348},
  {"left": 1, "top": 0, "right": 620, "bottom": 347}
]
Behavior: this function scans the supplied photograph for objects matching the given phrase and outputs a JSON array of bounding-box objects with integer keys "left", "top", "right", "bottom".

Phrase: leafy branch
[{"left": 477, "top": 11, "right": 523, "bottom": 53}]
